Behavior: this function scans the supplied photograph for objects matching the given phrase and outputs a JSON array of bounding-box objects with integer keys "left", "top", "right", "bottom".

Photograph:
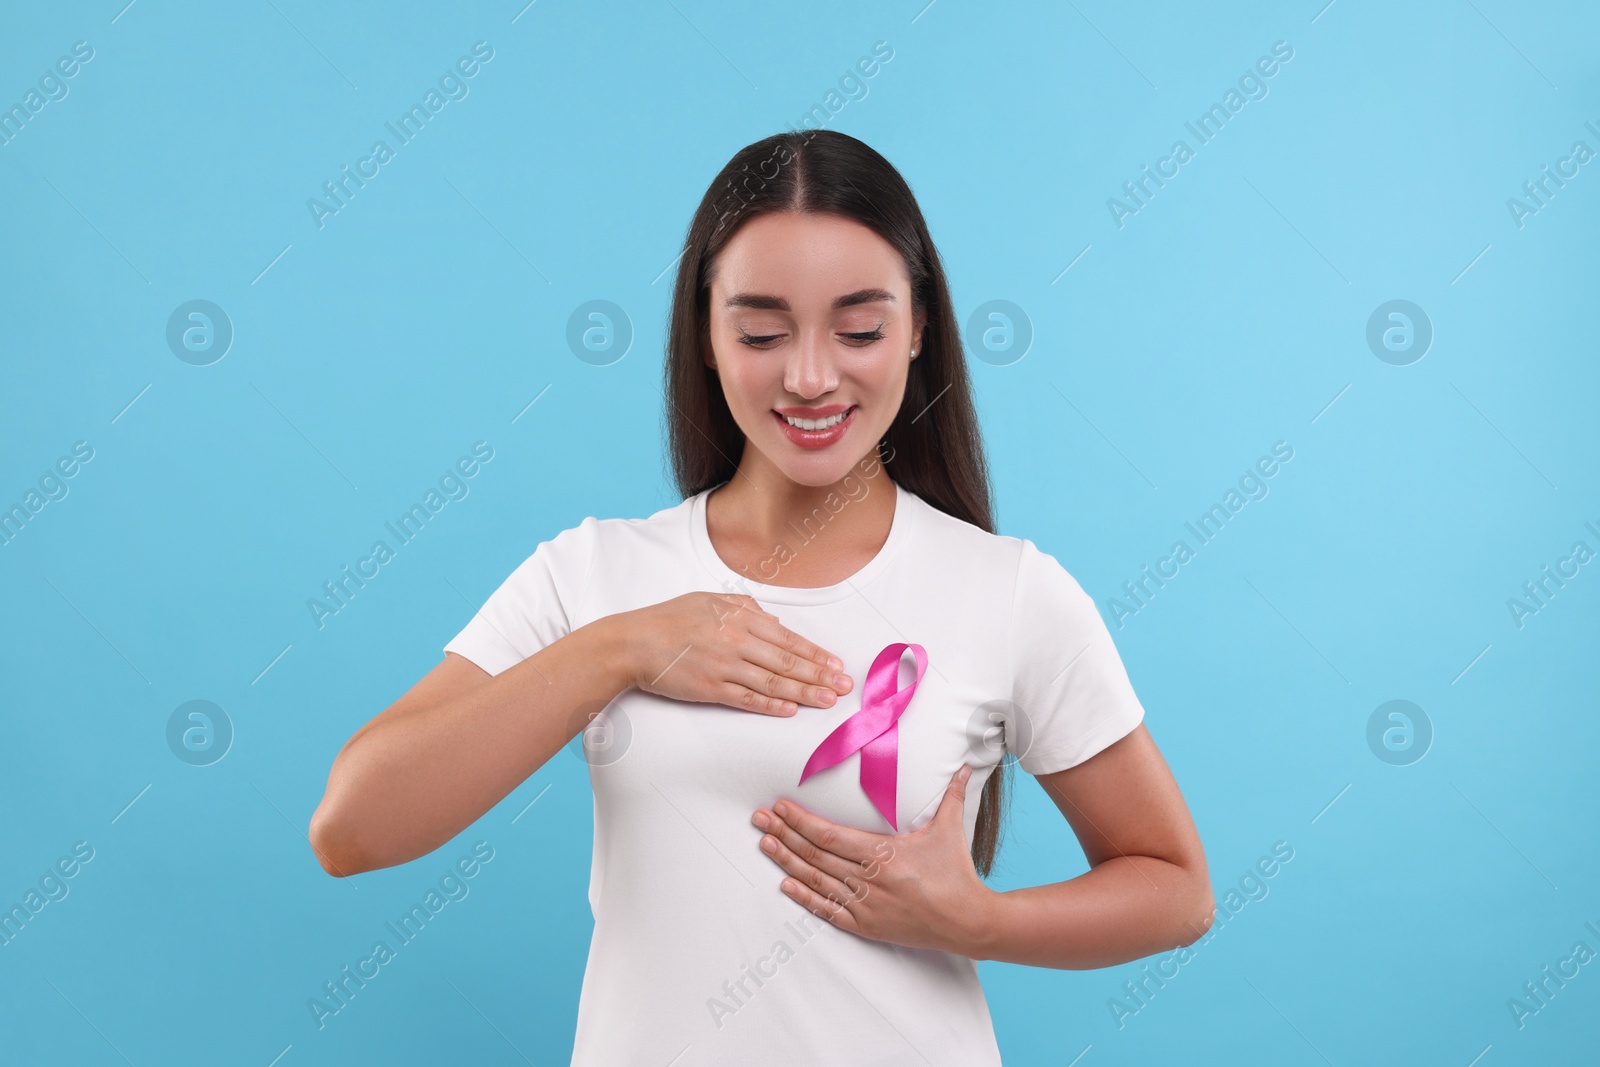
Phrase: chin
[
  {"left": 764, "top": 436, "right": 885, "bottom": 488},
  {"left": 773, "top": 462, "right": 856, "bottom": 488}
]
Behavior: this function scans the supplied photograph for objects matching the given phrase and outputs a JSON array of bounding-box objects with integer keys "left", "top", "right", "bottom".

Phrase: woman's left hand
[{"left": 750, "top": 764, "right": 995, "bottom": 958}]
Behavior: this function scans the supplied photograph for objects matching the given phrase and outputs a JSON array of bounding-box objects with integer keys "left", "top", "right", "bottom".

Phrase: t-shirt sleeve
[
  {"left": 442, "top": 517, "right": 598, "bottom": 677},
  {"left": 1006, "top": 538, "right": 1146, "bottom": 776}
]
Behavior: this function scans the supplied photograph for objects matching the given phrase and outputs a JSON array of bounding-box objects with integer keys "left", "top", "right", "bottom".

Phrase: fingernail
[
  {"left": 833, "top": 673, "right": 851, "bottom": 691},
  {"left": 761, "top": 836, "right": 777, "bottom": 853},
  {"left": 753, "top": 812, "right": 769, "bottom": 829},
  {"left": 775, "top": 803, "right": 788, "bottom": 819},
  {"left": 960, "top": 764, "right": 972, "bottom": 781},
  {"left": 827, "top": 656, "right": 843, "bottom": 670}
]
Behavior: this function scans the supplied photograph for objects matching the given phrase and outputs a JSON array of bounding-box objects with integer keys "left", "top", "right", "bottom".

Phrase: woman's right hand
[{"left": 612, "top": 593, "right": 853, "bottom": 716}]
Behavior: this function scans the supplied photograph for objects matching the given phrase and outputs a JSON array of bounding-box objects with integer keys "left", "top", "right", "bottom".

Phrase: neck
[{"left": 707, "top": 447, "right": 896, "bottom": 583}]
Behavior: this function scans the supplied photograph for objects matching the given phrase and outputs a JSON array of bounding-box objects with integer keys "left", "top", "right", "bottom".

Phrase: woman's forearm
[
  {"left": 309, "top": 616, "right": 631, "bottom": 876},
  {"left": 964, "top": 856, "right": 1215, "bottom": 969}
]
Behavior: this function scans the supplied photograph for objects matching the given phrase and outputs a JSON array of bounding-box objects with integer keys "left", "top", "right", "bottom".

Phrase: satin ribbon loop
[{"left": 798, "top": 642, "right": 928, "bottom": 830}]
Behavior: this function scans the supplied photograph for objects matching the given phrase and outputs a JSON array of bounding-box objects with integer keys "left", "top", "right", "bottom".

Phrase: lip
[{"left": 772, "top": 404, "right": 857, "bottom": 450}]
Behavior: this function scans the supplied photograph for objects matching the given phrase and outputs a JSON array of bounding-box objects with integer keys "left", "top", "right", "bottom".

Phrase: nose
[{"left": 782, "top": 328, "right": 840, "bottom": 400}]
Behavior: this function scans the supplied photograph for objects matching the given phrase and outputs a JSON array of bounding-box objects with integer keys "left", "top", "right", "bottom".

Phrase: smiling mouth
[{"left": 779, "top": 408, "right": 852, "bottom": 430}]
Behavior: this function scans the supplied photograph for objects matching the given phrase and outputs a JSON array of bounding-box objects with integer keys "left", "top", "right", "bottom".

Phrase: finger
[
  {"left": 760, "top": 830, "right": 863, "bottom": 911},
  {"left": 740, "top": 630, "right": 852, "bottom": 698},
  {"left": 744, "top": 613, "right": 847, "bottom": 677},
  {"left": 778, "top": 875, "right": 863, "bottom": 935},
  {"left": 715, "top": 681, "right": 798, "bottom": 717},
  {"left": 931, "top": 764, "right": 973, "bottom": 828},
  {"left": 767, "top": 800, "right": 880, "bottom": 864},
  {"left": 729, "top": 659, "right": 836, "bottom": 711},
  {"left": 762, "top": 813, "right": 873, "bottom": 887}
]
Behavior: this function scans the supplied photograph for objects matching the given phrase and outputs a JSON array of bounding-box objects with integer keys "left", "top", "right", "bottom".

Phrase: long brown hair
[{"left": 663, "top": 130, "right": 1008, "bottom": 878}]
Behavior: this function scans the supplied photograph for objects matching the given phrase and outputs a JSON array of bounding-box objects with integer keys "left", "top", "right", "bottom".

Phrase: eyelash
[{"left": 737, "top": 328, "right": 886, "bottom": 348}]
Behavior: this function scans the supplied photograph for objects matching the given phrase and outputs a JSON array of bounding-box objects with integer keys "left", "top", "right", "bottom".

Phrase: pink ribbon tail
[{"left": 798, "top": 642, "right": 928, "bottom": 830}]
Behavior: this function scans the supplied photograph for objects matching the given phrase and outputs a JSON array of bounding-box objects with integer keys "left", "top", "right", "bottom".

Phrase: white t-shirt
[{"left": 443, "top": 477, "right": 1147, "bottom": 1066}]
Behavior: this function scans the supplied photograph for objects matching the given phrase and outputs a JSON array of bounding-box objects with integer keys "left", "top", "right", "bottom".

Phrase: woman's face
[{"left": 706, "top": 211, "right": 926, "bottom": 488}]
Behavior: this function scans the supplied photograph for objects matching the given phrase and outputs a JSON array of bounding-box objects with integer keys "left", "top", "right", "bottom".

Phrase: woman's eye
[{"left": 735, "top": 328, "right": 885, "bottom": 347}]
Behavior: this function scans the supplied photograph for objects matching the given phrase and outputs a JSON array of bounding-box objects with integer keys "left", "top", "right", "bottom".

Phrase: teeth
[{"left": 783, "top": 409, "right": 848, "bottom": 431}]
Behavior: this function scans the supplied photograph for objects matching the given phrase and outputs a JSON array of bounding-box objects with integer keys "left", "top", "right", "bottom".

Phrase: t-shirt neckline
[{"left": 689, "top": 478, "right": 916, "bottom": 606}]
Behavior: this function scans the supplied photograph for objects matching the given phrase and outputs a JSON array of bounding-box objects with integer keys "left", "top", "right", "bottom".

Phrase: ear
[{"left": 911, "top": 310, "right": 928, "bottom": 359}]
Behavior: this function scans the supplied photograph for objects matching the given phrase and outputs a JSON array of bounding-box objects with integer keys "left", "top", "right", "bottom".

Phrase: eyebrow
[{"left": 722, "top": 288, "right": 897, "bottom": 312}]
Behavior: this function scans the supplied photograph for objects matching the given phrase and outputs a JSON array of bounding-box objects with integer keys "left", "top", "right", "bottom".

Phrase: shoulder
[
  {"left": 574, "top": 493, "right": 695, "bottom": 543},
  {"left": 901, "top": 488, "right": 1039, "bottom": 580},
  {"left": 906, "top": 492, "right": 1096, "bottom": 620},
  {"left": 536, "top": 493, "right": 697, "bottom": 558},
  {"left": 904, "top": 496, "right": 1109, "bottom": 660},
  {"left": 499, "top": 494, "right": 696, "bottom": 604}
]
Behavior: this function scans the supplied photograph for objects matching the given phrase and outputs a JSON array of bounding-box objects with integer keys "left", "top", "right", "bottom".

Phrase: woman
[{"left": 310, "top": 130, "right": 1212, "bottom": 1065}]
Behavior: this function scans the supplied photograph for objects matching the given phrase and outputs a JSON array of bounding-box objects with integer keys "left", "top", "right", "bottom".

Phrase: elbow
[
  {"left": 308, "top": 798, "right": 372, "bottom": 878},
  {"left": 1176, "top": 876, "right": 1216, "bottom": 947}
]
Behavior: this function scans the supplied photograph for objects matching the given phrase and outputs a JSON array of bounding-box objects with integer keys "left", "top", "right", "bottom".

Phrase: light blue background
[{"left": 2, "top": 1, "right": 1597, "bottom": 1064}]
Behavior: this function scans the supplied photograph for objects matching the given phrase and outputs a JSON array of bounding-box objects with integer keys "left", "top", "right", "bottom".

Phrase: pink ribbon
[{"left": 798, "top": 642, "right": 928, "bottom": 830}]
